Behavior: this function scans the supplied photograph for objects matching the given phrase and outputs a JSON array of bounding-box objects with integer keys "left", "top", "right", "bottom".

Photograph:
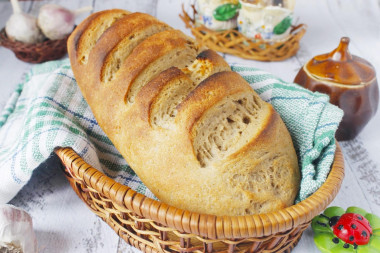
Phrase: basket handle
[{"left": 291, "top": 24, "right": 307, "bottom": 35}]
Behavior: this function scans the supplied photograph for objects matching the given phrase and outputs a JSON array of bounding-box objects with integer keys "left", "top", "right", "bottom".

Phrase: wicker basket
[
  {"left": 0, "top": 28, "right": 69, "bottom": 63},
  {"left": 54, "top": 142, "right": 344, "bottom": 253},
  {"left": 179, "top": 5, "right": 307, "bottom": 61}
]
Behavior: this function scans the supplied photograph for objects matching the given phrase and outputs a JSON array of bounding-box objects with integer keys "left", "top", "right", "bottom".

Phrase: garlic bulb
[
  {"left": 5, "top": 0, "right": 45, "bottom": 44},
  {"left": 0, "top": 205, "right": 37, "bottom": 253},
  {"left": 38, "top": 4, "right": 92, "bottom": 40}
]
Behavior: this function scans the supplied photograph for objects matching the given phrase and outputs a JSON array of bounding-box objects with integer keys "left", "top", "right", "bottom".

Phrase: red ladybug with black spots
[{"left": 317, "top": 213, "right": 373, "bottom": 249}]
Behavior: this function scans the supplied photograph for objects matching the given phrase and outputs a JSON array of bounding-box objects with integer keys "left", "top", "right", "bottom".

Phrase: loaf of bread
[{"left": 68, "top": 9, "right": 300, "bottom": 216}]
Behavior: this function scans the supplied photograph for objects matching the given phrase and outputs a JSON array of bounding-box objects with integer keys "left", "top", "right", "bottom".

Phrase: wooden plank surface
[{"left": 0, "top": 0, "right": 379, "bottom": 252}]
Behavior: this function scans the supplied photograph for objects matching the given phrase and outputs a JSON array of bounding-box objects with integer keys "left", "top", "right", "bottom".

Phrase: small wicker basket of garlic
[{"left": 0, "top": 0, "right": 91, "bottom": 63}]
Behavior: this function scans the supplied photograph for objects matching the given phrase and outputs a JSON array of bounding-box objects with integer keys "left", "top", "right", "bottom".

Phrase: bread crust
[
  {"left": 176, "top": 71, "right": 252, "bottom": 132},
  {"left": 119, "top": 29, "right": 193, "bottom": 102},
  {"left": 68, "top": 10, "right": 300, "bottom": 216},
  {"left": 136, "top": 67, "right": 190, "bottom": 124},
  {"left": 76, "top": 9, "right": 129, "bottom": 64}
]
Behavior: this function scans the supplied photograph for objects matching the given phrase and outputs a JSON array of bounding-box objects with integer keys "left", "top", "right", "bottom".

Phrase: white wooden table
[{"left": 1, "top": 0, "right": 379, "bottom": 252}]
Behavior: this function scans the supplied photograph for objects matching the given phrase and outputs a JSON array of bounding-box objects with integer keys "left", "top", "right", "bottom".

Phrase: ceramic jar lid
[
  {"left": 294, "top": 37, "right": 379, "bottom": 141},
  {"left": 305, "top": 37, "right": 376, "bottom": 86}
]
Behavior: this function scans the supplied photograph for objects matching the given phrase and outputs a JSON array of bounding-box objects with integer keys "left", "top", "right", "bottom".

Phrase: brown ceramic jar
[{"left": 294, "top": 37, "right": 378, "bottom": 141}]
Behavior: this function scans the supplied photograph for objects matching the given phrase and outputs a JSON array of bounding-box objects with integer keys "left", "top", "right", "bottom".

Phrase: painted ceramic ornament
[
  {"left": 312, "top": 206, "right": 380, "bottom": 252},
  {"left": 196, "top": 0, "right": 239, "bottom": 30},
  {"left": 237, "top": 0, "right": 293, "bottom": 41},
  {"left": 213, "top": 2, "right": 241, "bottom": 21}
]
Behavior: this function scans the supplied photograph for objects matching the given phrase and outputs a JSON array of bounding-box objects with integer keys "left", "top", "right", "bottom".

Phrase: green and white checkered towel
[{"left": 0, "top": 59, "right": 343, "bottom": 204}]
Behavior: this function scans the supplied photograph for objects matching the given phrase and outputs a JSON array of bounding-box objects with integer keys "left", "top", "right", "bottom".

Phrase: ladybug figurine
[
  {"left": 318, "top": 213, "right": 373, "bottom": 249},
  {"left": 312, "top": 206, "right": 380, "bottom": 252}
]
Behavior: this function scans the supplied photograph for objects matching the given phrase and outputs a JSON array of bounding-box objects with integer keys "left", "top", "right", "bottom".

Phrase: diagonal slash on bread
[{"left": 68, "top": 9, "right": 300, "bottom": 216}]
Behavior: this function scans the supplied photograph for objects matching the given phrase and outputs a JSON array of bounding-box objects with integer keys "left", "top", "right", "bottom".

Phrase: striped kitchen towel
[{"left": 0, "top": 59, "right": 343, "bottom": 204}]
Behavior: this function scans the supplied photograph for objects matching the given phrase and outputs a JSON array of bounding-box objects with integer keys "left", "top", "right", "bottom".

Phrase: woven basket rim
[{"left": 54, "top": 142, "right": 344, "bottom": 240}]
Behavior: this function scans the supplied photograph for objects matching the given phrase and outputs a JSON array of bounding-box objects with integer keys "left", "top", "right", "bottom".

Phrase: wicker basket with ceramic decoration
[
  {"left": 179, "top": 5, "right": 306, "bottom": 62},
  {"left": 54, "top": 141, "right": 344, "bottom": 253}
]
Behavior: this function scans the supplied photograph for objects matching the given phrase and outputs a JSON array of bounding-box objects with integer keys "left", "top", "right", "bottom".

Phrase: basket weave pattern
[
  {"left": 179, "top": 5, "right": 307, "bottom": 61},
  {"left": 55, "top": 143, "right": 344, "bottom": 253},
  {"left": 0, "top": 28, "right": 68, "bottom": 63}
]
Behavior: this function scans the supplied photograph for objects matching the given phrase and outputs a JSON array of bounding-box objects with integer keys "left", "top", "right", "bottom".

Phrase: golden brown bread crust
[
  {"left": 76, "top": 9, "right": 129, "bottom": 64},
  {"left": 196, "top": 49, "right": 225, "bottom": 62},
  {"left": 136, "top": 67, "right": 190, "bottom": 123},
  {"left": 68, "top": 9, "right": 300, "bottom": 216},
  {"left": 176, "top": 71, "right": 252, "bottom": 131},
  {"left": 93, "top": 13, "right": 171, "bottom": 83},
  {"left": 119, "top": 29, "right": 194, "bottom": 103}
]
